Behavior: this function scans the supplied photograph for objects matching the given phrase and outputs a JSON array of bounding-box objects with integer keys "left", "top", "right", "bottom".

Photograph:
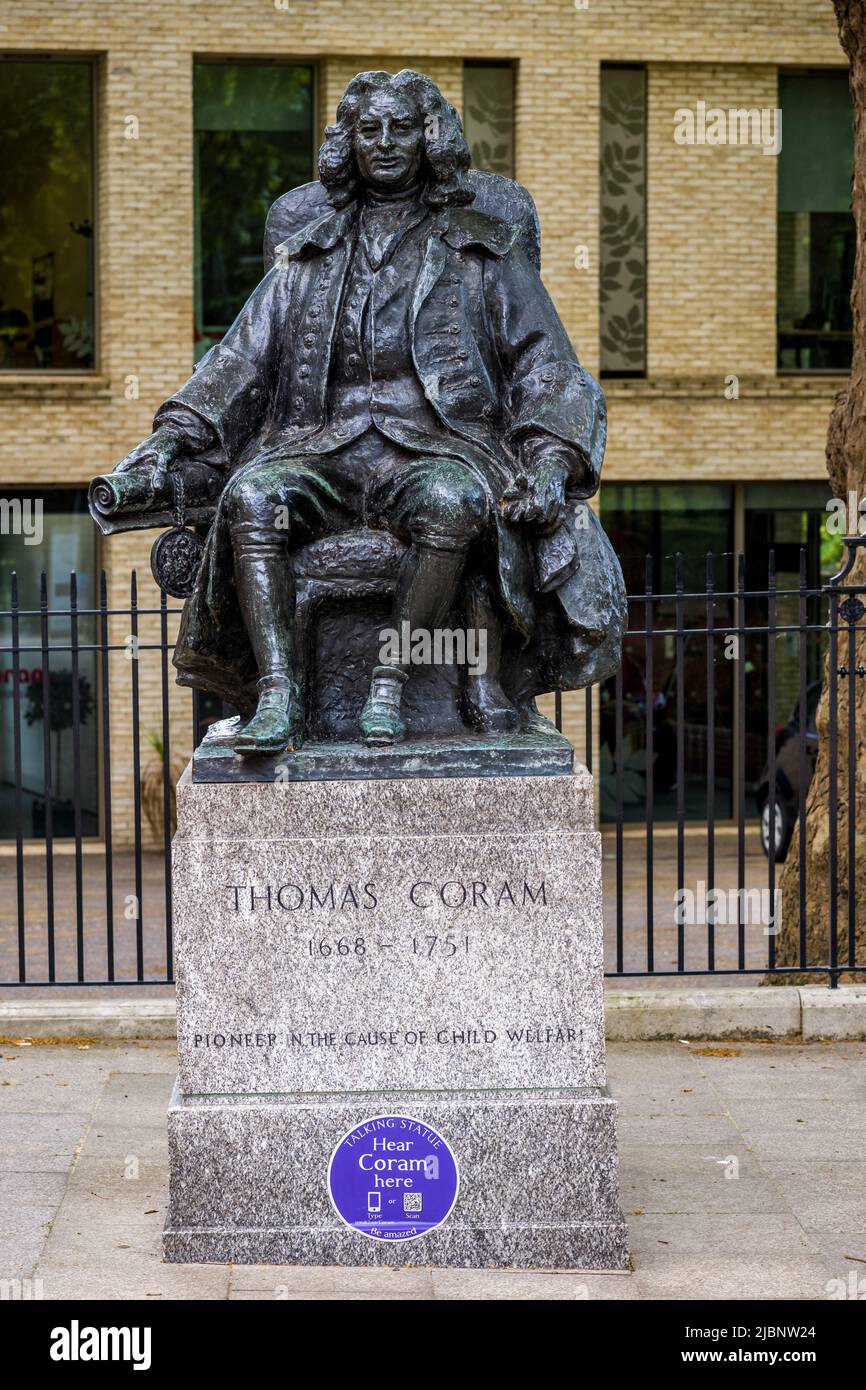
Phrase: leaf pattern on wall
[
  {"left": 600, "top": 68, "right": 646, "bottom": 373},
  {"left": 464, "top": 65, "right": 514, "bottom": 177}
]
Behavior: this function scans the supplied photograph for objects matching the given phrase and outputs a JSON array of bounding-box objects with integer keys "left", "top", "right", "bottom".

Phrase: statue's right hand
[{"left": 113, "top": 426, "right": 183, "bottom": 490}]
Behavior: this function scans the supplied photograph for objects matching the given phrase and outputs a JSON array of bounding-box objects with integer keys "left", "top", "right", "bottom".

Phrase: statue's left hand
[
  {"left": 502, "top": 463, "right": 567, "bottom": 531},
  {"left": 113, "top": 426, "right": 184, "bottom": 492}
]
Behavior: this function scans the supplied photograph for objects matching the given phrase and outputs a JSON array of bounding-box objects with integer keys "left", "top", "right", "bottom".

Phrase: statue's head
[{"left": 319, "top": 70, "right": 474, "bottom": 209}]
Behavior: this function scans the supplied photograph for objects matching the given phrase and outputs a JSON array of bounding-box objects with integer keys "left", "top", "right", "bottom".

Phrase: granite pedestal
[{"left": 163, "top": 759, "right": 629, "bottom": 1268}]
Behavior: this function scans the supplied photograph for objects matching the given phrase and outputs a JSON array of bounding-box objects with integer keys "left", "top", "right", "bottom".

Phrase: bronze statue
[{"left": 90, "top": 70, "right": 625, "bottom": 761}]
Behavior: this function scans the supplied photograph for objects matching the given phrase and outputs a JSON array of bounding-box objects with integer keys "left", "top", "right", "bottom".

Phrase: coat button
[
  {"left": 541, "top": 369, "right": 555, "bottom": 382},
  {"left": 469, "top": 376, "right": 480, "bottom": 386},
  {"left": 294, "top": 397, "right": 304, "bottom": 408},
  {"left": 299, "top": 366, "right": 310, "bottom": 378},
  {"left": 304, "top": 334, "right": 315, "bottom": 346}
]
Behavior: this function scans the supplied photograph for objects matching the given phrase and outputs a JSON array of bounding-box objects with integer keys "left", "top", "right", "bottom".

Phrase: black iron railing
[{"left": 0, "top": 540, "right": 863, "bottom": 986}]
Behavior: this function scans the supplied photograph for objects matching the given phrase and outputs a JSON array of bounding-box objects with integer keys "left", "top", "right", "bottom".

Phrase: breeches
[{"left": 222, "top": 429, "right": 489, "bottom": 553}]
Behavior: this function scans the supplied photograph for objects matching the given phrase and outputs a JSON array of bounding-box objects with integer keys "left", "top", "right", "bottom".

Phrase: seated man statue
[{"left": 107, "top": 69, "right": 624, "bottom": 757}]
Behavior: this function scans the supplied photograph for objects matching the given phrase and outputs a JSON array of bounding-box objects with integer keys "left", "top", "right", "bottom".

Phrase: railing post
[
  {"left": 797, "top": 548, "right": 808, "bottom": 971},
  {"left": 70, "top": 572, "right": 85, "bottom": 981},
  {"left": 39, "top": 570, "right": 56, "bottom": 983},
  {"left": 99, "top": 569, "right": 115, "bottom": 982},
  {"left": 705, "top": 552, "right": 716, "bottom": 973},
  {"left": 11, "top": 573, "right": 25, "bottom": 982},
  {"left": 825, "top": 527, "right": 866, "bottom": 987},
  {"left": 766, "top": 550, "right": 777, "bottom": 972},
  {"left": 675, "top": 552, "right": 685, "bottom": 973},
  {"left": 644, "top": 553, "right": 654, "bottom": 974}
]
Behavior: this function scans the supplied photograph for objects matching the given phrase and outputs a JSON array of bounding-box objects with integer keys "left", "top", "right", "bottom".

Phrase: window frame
[
  {"left": 191, "top": 53, "right": 318, "bottom": 354},
  {"left": 598, "top": 61, "right": 647, "bottom": 380},
  {"left": 0, "top": 51, "right": 98, "bottom": 376},
  {"left": 775, "top": 65, "right": 854, "bottom": 378},
  {"left": 462, "top": 59, "right": 517, "bottom": 181}
]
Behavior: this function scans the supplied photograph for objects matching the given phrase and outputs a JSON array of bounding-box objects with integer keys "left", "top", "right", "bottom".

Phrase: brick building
[{"left": 0, "top": 0, "right": 852, "bottom": 845}]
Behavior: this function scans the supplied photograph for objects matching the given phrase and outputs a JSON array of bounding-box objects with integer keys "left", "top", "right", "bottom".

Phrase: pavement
[{"left": 2, "top": 1037, "right": 864, "bottom": 1301}]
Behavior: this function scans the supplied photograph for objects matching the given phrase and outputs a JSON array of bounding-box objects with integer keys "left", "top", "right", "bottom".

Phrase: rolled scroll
[{"left": 88, "top": 462, "right": 225, "bottom": 535}]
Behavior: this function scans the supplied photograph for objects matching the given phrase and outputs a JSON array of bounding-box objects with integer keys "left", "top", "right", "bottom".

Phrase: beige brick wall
[
  {"left": 0, "top": 0, "right": 848, "bottom": 843},
  {"left": 647, "top": 63, "right": 778, "bottom": 377}
]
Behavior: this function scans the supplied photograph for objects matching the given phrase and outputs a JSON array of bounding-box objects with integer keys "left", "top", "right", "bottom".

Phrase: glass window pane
[
  {"left": 0, "top": 60, "right": 94, "bottom": 371},
  {"left": 602, "top": 481, "right": 733, "bottom": 594},
  {"left": 0, "top": 491, "right": 98, "bottom": 839},
  {"left": 777, "top": 72, "right": 854, "bottom": 371},
  {"left": 742, "top": 481, "right": 833, "bottom": 807},
  {"left": 194, "top": 62, "right": 314, "bottom": 360},
  {"left": 600, "top": 65, "right": 646, "bottom": 377},
  {"left": 600, "top": 484, "right": 734, "bottom": 824},
  {"left": 463, "top": 63, "right": 515, "bottom": 177}
]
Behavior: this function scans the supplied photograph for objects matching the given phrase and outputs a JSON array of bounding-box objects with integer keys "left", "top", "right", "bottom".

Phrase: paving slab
[
  {"left": 628, "top": 1211, "right": 818, "bottom": 1256},
  {"left": 632, "top": 1252, "right": 838, "bottom": 1301},
  {"left": 751, "top": 1161, "right": 866, "bottom": 1234},
  {"left": 430, "top": 1269, "right": 634, "bottom": 1300}
]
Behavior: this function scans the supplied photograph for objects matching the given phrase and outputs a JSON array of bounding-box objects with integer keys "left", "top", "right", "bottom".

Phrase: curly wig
[{"left": 318, "top": 69, "right": 474, "bottom": 210}]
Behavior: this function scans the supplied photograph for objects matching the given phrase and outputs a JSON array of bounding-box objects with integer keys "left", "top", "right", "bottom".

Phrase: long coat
[{"left": 155, "top": 200, "right": 625, "bottom": 712}]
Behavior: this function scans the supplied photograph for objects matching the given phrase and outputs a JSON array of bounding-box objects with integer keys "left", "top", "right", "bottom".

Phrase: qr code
[{"left": 403, "top": 1192, "right": 423, "bottom": 1213}]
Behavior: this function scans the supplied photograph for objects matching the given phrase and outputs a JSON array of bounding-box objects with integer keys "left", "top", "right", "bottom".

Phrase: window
[
  {"left": 602, "top": 482, "right": 734, "bottom": 597},
  {"left": 463, "top": 62, "right": 515, "bottom": 178},
  {"left": 777, "top": 72, "right": 854, "bottom": 372},
  {"left": 599, "top": 484, "right": 734, "bottom": 823},
  {"left": 598, "top": 481, "right": 834, "bottom": 824},
  {"left": 0, "top": 490, "right": 98, "bottom": 839},
  {"left": 0, "top": 59, "right": 95, "bottom": 371},
  {"left": 194, "top": 61, "right": 314, "bottom": 361},
  {"left": 742, "top": 482, "right": 837, "bottom": 763},
  {"left": 599, "top": 65, "right": 646, "bottom": 377}
]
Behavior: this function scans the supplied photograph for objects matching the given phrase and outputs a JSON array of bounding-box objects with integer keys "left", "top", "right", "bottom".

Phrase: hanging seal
[{"left": 149, "top": 472, "right": 206, "bottom": 599}]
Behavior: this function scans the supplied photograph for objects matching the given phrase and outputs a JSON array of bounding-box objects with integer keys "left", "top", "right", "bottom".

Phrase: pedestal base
[
  {"left": 163, "top": 1082, "right": 629, "bottom": 1269},
  {"left": 191, "top": 718, "right": 574, "bottom": 783},
  {"left": 164, "top": 764, "right": 628, "bottom": 1270}
]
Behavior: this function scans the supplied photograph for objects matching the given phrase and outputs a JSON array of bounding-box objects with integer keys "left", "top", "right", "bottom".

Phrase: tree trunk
[{"left": 773, "top": 0, "right": 866, "bottom": 982}]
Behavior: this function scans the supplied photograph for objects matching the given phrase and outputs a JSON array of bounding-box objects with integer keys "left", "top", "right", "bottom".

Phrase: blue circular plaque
[{"left": 327, "top": 1114, "right": 460, "bottom": 1241}]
